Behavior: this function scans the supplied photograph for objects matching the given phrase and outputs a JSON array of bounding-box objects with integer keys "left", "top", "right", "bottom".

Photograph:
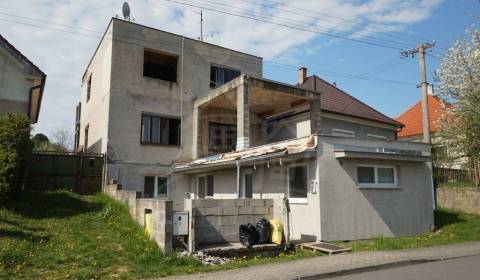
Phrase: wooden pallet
[{"left": 300, "top": 242, "right": 351, "bottom": 255}]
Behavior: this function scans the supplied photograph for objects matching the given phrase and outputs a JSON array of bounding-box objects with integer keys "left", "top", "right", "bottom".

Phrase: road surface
[{"left": 326, "top": 255, "right": 480, "bottom": 280}]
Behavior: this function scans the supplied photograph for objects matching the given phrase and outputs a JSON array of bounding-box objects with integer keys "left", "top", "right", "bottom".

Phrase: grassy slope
[
  {"left": 345, "top": 209, "right": 480, "bottom": 251},
  {"left": 0, "top": 191, "right": 318, "bottom": 279}
]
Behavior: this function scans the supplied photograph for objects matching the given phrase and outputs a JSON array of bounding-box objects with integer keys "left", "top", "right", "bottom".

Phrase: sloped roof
[
  {"left": 395, "top": 95, "right": 449, "bottom": 138},
  {"left": 0, "top": 34, "right": 46, "bottom": 123},
  {"left": 296, "top": 75, "right": 403, "bottom": 127}
]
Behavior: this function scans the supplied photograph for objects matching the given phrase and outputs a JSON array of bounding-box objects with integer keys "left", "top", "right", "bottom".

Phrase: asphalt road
[{"left": 325, "top": 255, "right": 480, "bottom": 280}]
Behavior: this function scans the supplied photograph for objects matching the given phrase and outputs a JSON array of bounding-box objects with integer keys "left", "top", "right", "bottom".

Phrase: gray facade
[
  {"left": 79, "top": 19, "right": 262, "bottom": 189},
  {"left": 87, "top": 19, "right": 433, "bottom": 243}
]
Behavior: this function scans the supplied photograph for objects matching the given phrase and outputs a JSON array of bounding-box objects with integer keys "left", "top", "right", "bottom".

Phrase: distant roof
[
  {"left": 396, "top": 95, "right": 449, "bottom": 138},
  {"left": 295, "top": 75, "right": 403, "bottom": 127}
]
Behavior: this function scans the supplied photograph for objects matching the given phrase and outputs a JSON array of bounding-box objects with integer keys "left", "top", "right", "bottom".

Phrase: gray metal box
[{"left": 173, "top": 211, "right": 189, "bottom": 236}]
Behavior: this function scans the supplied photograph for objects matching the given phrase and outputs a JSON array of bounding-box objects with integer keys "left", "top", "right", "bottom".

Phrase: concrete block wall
[
  {"left": 104, "top": 184, "right": 173, "bottom": 255},
  {"left": 186, "top": 198, "right": 280, "bottom": 251},
  {"left": 436, "top": 187, "right": 480, "bottom": 216}
]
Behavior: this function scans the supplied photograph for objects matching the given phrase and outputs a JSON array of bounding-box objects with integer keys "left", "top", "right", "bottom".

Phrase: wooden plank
[{"left": 300, "top": 242, "right": 351, "bottom": 255}]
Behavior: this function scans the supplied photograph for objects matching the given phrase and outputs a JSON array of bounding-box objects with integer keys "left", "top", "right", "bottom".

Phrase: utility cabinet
[{"left": 172, "top": 211, "right": 189, "bottom": 236}]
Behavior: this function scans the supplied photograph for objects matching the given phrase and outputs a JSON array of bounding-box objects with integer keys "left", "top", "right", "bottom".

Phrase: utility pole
[{"left": 401, "top": 41, "right": 436, "bottom": 143}]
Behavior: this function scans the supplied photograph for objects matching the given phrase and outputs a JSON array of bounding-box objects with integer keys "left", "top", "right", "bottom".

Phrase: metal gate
[{"left": 27, "top": 152, "right": 105, "bottom": 195}]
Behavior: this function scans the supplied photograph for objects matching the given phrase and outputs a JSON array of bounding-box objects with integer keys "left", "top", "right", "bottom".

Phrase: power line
[
  {"left": 0, "top": 11, "right": 418, "bottom": 87},
  {"left": 164, "top": 0, "right": 405, "bottom": 50},
  {"left": 196, "top": 0, "right": 417, "bottom": 50},
  {"left": 261, "top": 0, "right": 449, "bottom": 48}
]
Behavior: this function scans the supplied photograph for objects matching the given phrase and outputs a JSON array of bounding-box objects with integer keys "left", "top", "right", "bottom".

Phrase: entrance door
[{"left": 241, "top": 170, "right": 253, "bottom": 198}]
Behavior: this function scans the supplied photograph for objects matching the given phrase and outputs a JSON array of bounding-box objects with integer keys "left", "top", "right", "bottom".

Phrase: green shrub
[{"left": 0, "top": 113, "right": 32, "bottom": 200}]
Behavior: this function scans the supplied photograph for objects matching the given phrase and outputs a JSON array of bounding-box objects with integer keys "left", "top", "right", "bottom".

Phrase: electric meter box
[{"left": 172, "top": 211, "right": 189, "bottom": 236}]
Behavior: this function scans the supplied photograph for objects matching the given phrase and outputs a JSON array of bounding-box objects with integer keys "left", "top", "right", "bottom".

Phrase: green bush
[{"left": 0, "top": 113, "right": 32, "bottom": 200}]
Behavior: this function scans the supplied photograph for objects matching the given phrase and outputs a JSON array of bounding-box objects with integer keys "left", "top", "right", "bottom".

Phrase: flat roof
[{"left": 82, "top": 18, "right": 263, "bottom": 81}]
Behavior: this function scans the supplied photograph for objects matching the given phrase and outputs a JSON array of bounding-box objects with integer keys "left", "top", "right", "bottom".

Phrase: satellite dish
[{"left": 122, "top": 2, "right": 131, "bottom": 21}]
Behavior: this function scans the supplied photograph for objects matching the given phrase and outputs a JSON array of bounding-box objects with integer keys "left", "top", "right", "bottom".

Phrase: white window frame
[
  {"left": 357, "top": 165, "right": 398, "bottom": 188},
  {"left": 367, "top": 133, "right": 387, "bottom": 140},
  {"left": 145, "top": 175, "right": 170, "bottom": 199},
  {"left": 197, "top": 174, "right": 214, "bottom": 199},
  {"left": 332, "top": 128, "right": 355, "bottom": 138},
  {"left": 287, "top": 164, "right": 308, "bottom": 204}
]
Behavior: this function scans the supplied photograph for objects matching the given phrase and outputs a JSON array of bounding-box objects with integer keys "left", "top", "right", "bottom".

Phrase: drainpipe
[{"left": 236, "top": 161, "right": 240, "bottom": 198}]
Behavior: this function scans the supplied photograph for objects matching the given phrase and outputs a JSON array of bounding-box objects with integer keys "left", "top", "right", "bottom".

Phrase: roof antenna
[
  {"left": 196, "top": 10, "right": 204, "bottom": 41},
  {"left": 122, "top": 2, "right": 131, "bottom": 21}
]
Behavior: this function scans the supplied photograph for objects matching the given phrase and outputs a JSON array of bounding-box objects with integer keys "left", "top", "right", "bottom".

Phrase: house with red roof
[{"left": 396, "top": 90, "right": 449, "bottom": 142}]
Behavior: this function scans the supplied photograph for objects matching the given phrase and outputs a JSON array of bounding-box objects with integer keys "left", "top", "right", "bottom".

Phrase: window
[
  {"left": 243, "top": 172, "right": 253, "bottom": 198},
  {"left": 210, "top": 65, "right": 240, "bottom": 88},
  {"left": 86, "top": 74, "right": 92, "bottom": 102},
  {"left": 208, "top": 122, "right": 237, "bottom": 154},
  {"left": 144, "top": 176, "right": 169, "bottom": 198},
  {"left": 367, "top": 133, "right": 387, "bottom": 140},
  {"left": 143, "top": 50, "right": 178, "bottom": 82},
  {"left": 84, "top": 124, "right": 89, "bottom": 150},
  {"left": 141, "top": 113, "right": 181, "bottom": 146},
  {"left": 289, "top": 165, "right": 307, "bottom": 203},
  {"left": 197, "top": 175, "right": 214, "bottom": 199},
  {"left": 332, "top": 128, "right": 355, "bottom": 138},
  {"left": 357, "top": 165, "right": 397, "bottom": 188}
]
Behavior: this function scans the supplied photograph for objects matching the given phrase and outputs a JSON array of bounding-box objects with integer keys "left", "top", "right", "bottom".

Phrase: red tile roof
[
  {"left": 296, "top": 75, "right": 403, "bottom": 127},
  {"left": 395, "top": 95, "right": 449, "bottom": 138}
]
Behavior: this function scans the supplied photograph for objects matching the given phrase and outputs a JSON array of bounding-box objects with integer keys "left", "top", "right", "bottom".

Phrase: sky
[{"left": 0, "top": 0, "right": 478, "bottom": 139}]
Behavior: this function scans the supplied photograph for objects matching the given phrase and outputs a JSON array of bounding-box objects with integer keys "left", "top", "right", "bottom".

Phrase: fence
[
  {"left": 433, "top": 159, "right": 480, "bottom": 188},
  {"left": 27, "top": 152, "right": 105, "bottom": 195}
]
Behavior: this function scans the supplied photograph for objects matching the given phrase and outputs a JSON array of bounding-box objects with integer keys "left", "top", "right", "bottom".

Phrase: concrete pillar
[
  {"left": 192, "top": 106, "right": 201, "bottom": 159},
  {"left": 236, "top": 76, "right": 250, "bottom": 150},
  {"left": 310, "top": 95, "right": 322, "bottom": 134}
]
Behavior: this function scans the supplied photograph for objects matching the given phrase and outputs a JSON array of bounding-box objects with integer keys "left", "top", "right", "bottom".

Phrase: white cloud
[{"left": 0, "top": 0, "right": 443, "bottom": 138}]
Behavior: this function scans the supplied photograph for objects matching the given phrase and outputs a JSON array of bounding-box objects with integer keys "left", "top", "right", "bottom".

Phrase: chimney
[
  {"left": 427, "top": 84, "right": 434, "bottom": 95},
  {"left": 298, "top": 67, "right": 307, "bottom": 84}
]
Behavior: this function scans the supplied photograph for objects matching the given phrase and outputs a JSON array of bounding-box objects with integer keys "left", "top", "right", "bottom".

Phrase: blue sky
[{"left": 0, "top": 0, "right": 477, "bottom": 138}]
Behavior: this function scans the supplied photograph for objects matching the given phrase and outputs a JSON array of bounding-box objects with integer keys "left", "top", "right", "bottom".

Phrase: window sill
[
  {"left": 288, "top": 197, "right": 308, "bottom": 204},
  {"left": 143, "top": 75, "right": 177, "bottom": 84},
  {"left": 140, "top": 142, "right": 182, "bottom": 148},
  {"left": 358, "top": 184, "right": 401, "bottom": 189}
]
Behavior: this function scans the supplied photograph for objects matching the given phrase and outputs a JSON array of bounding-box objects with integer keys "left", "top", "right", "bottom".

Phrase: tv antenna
[
  {"left": 197, "top": 10, "right": 203, "bottom": 41},
  {"left": 122, "top": 2, "right": 131, "bottom": 21}
]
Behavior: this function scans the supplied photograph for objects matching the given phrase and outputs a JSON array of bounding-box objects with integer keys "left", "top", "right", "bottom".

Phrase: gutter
[{"left": 28, "top": 73, "right": 46, "bottom": 124}]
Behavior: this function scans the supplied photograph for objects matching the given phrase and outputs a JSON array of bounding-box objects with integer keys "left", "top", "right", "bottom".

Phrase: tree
[
  {"left": 51, "top": 127, "right": 73, "bottom": 152},
  {"left": 32, "top": 133, "right": 50, "bottom": 152},
  {"left": 436, "top": 28, "right": 480, "bottom": 161}
]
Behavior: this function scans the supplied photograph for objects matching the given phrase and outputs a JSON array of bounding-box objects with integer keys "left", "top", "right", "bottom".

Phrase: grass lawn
[
  {"left": 0, "top": 191, "right": 319, "bottom": 279},
  {"left": 343, "top": 209, "right": 480, "bottom": 252}
]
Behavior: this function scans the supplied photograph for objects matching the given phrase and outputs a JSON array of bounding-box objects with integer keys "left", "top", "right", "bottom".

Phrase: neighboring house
[
  {"left": 0, "top": 34, "right": 46, "bottom": 123},
  {"left": 395, "top": 89, "right": 463, "bottom": 168},
  {"left": 396, "top": 88, "right": 448, "bottom": 142},
  {"left": 79, "top": 18, "right": 433, "bottom": 245}
]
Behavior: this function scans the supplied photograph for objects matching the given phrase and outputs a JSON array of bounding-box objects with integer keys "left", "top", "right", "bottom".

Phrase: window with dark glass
[
  {"left": 143, "top": 50, "right": 178, "bottom": 82},
  {"left": 144, "top": 176, "right": 155, "bottom": 198},
  {"left": 210, "top": 65, "right": 240, "bottom": 88},
  {"left": 289, "top": 166, "right": 307, "bottom": 198},
  {"left": 198, "top": 175, "right": 214, "bottom": 198},
  {"left": 208, "top": 122, "right": 236, "bottom": 154},
  {"left": 86, "top": 74, "right": 92, "bottom": 102},
  {"left": 141, "top": 113, "right": 181, "bottom": 146},
  {"left": 357, "top": 166, "right": 375, "bottom": 184}
]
